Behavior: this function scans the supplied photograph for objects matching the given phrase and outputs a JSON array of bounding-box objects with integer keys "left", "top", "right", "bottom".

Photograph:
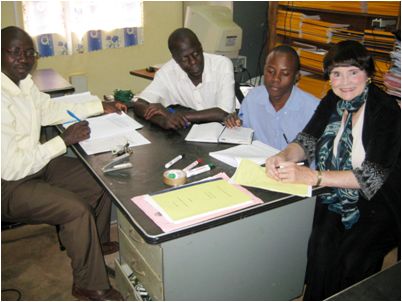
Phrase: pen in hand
[
  {"left": 67, "top": 110, "right": 81, "bottom": 122},
  {"left": 169, "top": 108, "right": 189, "bottom": 127},
  {"left": 67, "top": 110, "right": 91, "bottom": 129},
  {"left": 276, "top": 162, "right": 304, "bottom": 169}
]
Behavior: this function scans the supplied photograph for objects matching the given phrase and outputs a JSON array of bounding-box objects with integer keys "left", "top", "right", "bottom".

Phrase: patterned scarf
[{"left": 316, "top": 86, "right": 369, "bottom": 229}]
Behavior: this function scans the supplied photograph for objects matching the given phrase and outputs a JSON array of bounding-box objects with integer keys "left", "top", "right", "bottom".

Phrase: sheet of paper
[
  {"left": 64, "top": 112, "right": 143, "bottom": 139},
  {"left": 132, "top": 173, "right": 264, "bottom": 233},
  {"left": 146, "top": 178, "right": 253, "bottom": 224},
  {"left": 79, "top": 130, "right": 150, "bottom": 155},
  {"left": 52, "top": 91, "right": 99, "bottom": 103},
  {"left": 230, "top": 158, "right": 312, "bottom": 197},
  {"left": 209, "top": 140, "right": 280, "bottom": 167}
]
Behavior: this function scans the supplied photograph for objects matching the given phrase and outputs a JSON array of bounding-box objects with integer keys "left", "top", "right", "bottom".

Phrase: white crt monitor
[{"left": 184, "top": 5, "right": 242, "bottom": 59}]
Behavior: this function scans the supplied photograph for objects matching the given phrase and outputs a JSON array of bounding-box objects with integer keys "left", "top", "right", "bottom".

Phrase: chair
[{"left": 2, "top": 221, "right": 65, "bottom": 251}]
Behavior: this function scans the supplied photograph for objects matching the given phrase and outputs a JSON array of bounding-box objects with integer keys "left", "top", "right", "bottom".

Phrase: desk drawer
[
  {"left": 119, "top": 227, "right": 163, "bottom": 301},
  {"left": 117, "top": 211, "right": 162, "bottom": 276},
  {"left": 114, "top": 258, "right": 138, "bottom": 301}
]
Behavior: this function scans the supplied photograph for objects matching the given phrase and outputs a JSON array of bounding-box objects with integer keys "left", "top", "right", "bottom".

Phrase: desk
[
  {"left": 61, "top": 112, "right": 327, "bottom": 301},
  {"left": 31, "top": 68, "right": 75, "bottom": 97},
  {"left": 129, "top": 68, "right": 158, "bottom": 80}
]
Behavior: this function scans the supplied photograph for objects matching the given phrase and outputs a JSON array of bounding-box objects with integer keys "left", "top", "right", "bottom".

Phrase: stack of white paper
[
  {"left": 209, "top": 140, "right": 280, "bottom": 167},
  {"left": 65, "top": 112, "right": 150, "bottom": 155}
]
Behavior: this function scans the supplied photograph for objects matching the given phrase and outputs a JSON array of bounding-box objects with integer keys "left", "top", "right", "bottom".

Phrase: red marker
[{"left": 183, "top": 159, "right": 201, "bottom": 172}]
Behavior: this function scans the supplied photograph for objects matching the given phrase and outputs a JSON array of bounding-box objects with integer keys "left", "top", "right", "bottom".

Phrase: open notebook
[{"left": 185, "top": 122, "right": 254, "bottom": 145}]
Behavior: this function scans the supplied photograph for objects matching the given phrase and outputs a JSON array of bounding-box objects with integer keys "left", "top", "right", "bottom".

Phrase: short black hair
[
  {"left": 323, "top": 40, "right": 375, "bottom": 80},
  {"left": 168, "top": 28, "right": 200, "bottom": 54},
  {"left": 269, "top": 45, "right": 300, "bottom": 71},
  {"left": 2, "top": 26, "right": 32, "bottom": 48}
]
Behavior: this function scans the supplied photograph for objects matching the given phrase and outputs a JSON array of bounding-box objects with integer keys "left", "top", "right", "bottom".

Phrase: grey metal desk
[{"left": 62, "top": 111, "right": 327, "bottom": 301}]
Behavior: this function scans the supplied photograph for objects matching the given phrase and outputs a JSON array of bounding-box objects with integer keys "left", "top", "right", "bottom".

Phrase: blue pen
[
  {"left": 238, "top": 113, "right": 243, "bottom": 120},
  {"left": 169, "top": 107, "right": 189, "bottom": 126},
  {"left": 67, "top": 110, "right": 81, "bottom": 122},
  {"left": 67, "top": 110, "right": 91, "bottom": 129}
]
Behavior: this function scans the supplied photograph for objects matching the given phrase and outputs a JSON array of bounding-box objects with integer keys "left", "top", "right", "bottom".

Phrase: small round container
[{"left": 163, "top": 169, "right": 187, "bottom": 186}]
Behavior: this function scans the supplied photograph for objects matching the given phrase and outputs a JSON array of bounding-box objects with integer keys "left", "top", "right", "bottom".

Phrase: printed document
[
  {"left": 230, "top": 158, "right": 312, "bottom": 197},
  {"left": 209, "top": 140, "right": 280, "bottom": 167},
  {"left": 185, "top": 122, "right": 254, "bottom": 145},
  {"left": 145, "top": 178, "right": 253, "bottom": 224},
  {"left": 64, "top": 112, "right": 150, "bottom": 155}
]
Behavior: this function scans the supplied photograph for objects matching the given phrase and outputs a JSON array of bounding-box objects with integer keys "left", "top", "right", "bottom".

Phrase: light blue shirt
[{"left": 239, "top": 85, "right": 319, "bottom": 151}]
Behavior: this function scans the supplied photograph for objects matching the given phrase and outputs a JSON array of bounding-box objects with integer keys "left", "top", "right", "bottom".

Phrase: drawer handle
[
  {"left": 131, "top": 259, "right": 146, "bottom": 276},
  {"left": 129, "top": 227, "right": 145, "bottom": 243}
]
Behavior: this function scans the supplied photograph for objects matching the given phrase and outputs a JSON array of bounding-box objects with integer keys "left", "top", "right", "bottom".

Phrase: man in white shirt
[
  {"left": 1, "top": 26, "right": 125, "bottom": 301},
  {"left": 133, "top": 28, "right": 236, "bottom": 130}
]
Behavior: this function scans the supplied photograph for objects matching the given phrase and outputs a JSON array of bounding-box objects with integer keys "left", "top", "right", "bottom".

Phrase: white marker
[
  {"left": 183, "top": 159, "right": 201, "bottom": 172},
  {"left": 185, "top": 163, "right": 215, "bottom": 178},
  {"left": 165, "top": 154, "right": 183, "bottom": 169},
  {"left": 275, "top": 162, "right": 304, "bottom": 169}
]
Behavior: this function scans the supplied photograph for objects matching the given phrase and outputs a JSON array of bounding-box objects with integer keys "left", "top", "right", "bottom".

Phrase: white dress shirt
[
  {"left": 1, "top": 73, "right": 103, "bottom": 181},
  {"left": 139, "top": 53, "right": 236, "bottom": 113}
]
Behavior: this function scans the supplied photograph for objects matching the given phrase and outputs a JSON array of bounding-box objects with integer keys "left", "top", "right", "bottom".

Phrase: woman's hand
[
  {"left": 265, "top": 153, "right": 287, "bottom": 181},
  {"left": 273, "top": 163, "right": 318, "bottom": 185}
]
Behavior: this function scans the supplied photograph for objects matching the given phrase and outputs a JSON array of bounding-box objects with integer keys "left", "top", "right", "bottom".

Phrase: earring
[
  {"left": 328, "top": 80, "right": 332, "bottom": 86},
  {"left": 366, "top": 78, "right": 372, "bottom": 84}
]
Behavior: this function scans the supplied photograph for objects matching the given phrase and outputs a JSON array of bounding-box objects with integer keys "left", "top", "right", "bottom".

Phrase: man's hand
[
  {"left": 223, "top": 112, "right": 242, "bottom": 129},
  {"left": 160, "top": 112, "right": 190, "bottom": 130},
  {"left": 143, "top": 103, "right": 171, "bottom": 120},
  {"left": 60, "top": 121, "right": 91, "bottom": 147},
  {"left": 102, "top": 101, "right": 127, "bottom": 114}
]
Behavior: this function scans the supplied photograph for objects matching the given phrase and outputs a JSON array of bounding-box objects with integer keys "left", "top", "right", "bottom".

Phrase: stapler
[{"left": 102, "top": 153, "right": 133, "bottom": 173}]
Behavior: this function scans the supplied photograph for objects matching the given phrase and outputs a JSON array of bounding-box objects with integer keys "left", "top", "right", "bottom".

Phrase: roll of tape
[{"left": 163, "top": 169, "right": 187, "bottom": 186}]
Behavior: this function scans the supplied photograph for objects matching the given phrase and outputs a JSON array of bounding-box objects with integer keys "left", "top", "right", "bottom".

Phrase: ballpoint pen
[
  {"left": 67, "top": 110, "right": 81, "bottom": 122},
  {"left": 276, "top": 162, "right": 304, "bottom": 169},
  {"left": 67, "top": 110, "right": 91, "bottom": 129},
  {"left": 280, "top": 126, "right": 289, "bottom": 144},
  {"left": 169, "top": 108, "right": 189, "bottom": 126}
]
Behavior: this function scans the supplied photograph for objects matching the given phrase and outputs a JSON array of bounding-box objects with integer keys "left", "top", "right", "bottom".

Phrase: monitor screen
[{"left": 184, "top": 5, "right": 243, "bottom": 59}]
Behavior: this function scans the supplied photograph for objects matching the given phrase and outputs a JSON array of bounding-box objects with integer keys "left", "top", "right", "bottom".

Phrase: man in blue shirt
[{"left": 224, "top": 45, "right": 319, "bottom": 151}]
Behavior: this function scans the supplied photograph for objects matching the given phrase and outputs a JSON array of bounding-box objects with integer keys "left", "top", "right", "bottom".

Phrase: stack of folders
[
  {"left": 384, "top": 40, "right": 401, "bottom": 103},
  {"left": 301, "top": 19, "right": 349, "bottom": 44},
  {"left": 278, "top": 1, "right": 331, "bottom": 10},
  {"left": 298, "top": 72, "right": 330, "bottom": 100},
  {"left": 367, "top": 1, "right": 400, "bottom": 16},
  {"left": 298, "top": 49, "right": 327, "bottom": 75},
  {"left": 363, "top": 30, "right": 396, "bottom": 55},
  {"left": 276, "top": 10, "right": 320, "bottom": 39},
  {"left": 329, "top": 1, "right": 365, "bottom": 13},
  {"left": 330, "top": 28, "right": 364, "bottom": 44}
]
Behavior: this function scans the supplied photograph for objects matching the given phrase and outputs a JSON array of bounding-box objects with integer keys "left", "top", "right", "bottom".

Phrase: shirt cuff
[{"left": 43, "top": 136, "right": 67, "bottom": 159}]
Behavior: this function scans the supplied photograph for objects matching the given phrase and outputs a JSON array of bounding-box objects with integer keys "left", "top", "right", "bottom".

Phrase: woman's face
[{"left": 329, "top": 66, "right": 369, "bottom": 101}]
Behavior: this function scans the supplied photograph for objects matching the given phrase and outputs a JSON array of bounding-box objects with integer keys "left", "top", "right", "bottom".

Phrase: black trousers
[
  {"left": 303, "top": 196, "right": 398, "bottom": 300},
  {"left": 2, "top": 156, "right": 112, "bottom": 290}
]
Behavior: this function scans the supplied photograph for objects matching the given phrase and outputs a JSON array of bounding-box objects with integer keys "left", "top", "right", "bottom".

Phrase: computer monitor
[{"left": 184, "top": 5, "right": 243, "bottom": 59}]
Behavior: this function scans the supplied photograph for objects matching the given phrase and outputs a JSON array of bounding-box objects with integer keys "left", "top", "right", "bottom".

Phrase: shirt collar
[{"left": 1, "top": 72, "right": 33, "bottom": 97}]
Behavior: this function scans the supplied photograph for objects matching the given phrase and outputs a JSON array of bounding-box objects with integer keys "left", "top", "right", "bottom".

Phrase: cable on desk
[
  {"left": 2, "top": 289, "right": 22, "bottom": 301},
  {"left": 113, "top": 89, "right": 134, "bottom": 102}
]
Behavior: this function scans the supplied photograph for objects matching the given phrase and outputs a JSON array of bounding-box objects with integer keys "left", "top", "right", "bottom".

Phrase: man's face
[
  {"left": 172, "top": 38, "right": 204, "bottom": 81},
  {"left": 264, "top": 51, "right": 300, "bottom": 102},
  {"left": 1, "top": 33, "right": 36, "bottom": 85}
]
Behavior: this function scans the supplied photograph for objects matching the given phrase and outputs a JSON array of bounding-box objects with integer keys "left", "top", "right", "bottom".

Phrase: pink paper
[{"left": 131, "top": 173, "right": 263, "bottom": 233}]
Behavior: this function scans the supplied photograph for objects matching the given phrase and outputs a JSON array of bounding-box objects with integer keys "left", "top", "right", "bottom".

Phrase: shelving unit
[{"left": 266, "top": 1, "right": 401, "bottom": 99}]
